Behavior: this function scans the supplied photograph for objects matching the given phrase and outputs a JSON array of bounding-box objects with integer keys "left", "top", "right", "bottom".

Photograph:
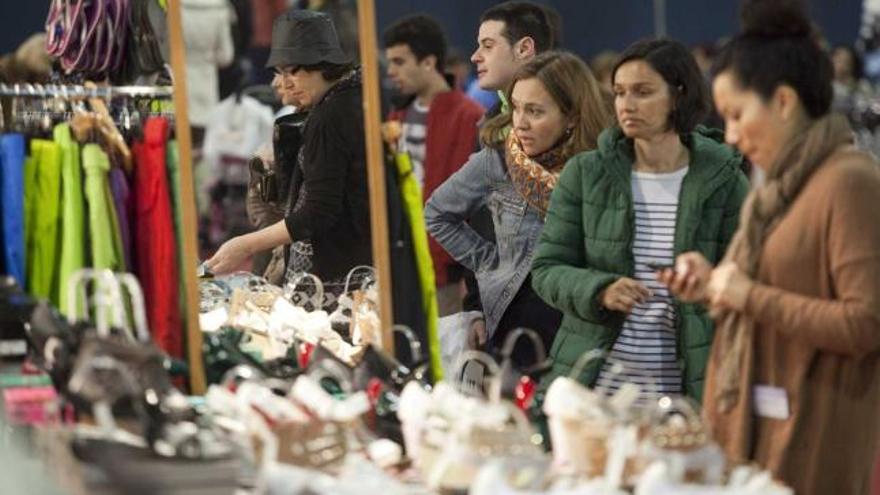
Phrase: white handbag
[
  {"left": 425, "top": 351, "right": 543, "bottom": 492},
  {"left": 544, "top": 350, "right": 661, "bottom": 486},
  {"left": 543, "top": 350, "right": 619, "bottom": 479},
  {"left": 635, "top": 396, "right": 725, "bottom": 486}
]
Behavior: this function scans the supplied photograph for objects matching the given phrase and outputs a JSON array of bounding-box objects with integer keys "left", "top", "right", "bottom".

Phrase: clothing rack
[{"left": 0, "top": 83, "right": 174, "bottom": 99}]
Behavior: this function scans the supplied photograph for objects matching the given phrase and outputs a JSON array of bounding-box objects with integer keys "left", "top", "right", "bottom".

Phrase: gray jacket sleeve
[{"left": 424, "top": 149, "right": 499, "bottom": 273}]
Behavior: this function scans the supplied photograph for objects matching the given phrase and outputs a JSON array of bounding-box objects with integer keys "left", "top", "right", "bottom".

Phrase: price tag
[{"left": 753, "top": 385, "right": 790, "bottom": 420}]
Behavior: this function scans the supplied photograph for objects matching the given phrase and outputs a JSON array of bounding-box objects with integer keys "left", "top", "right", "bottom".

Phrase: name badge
[{"left": 753, "top": 385, "right": 790, "bottom": 420}]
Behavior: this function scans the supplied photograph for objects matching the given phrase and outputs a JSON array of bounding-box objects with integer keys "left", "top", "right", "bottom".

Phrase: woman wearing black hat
[{"left": 206, "top": 10, "right": 372, "bottom": 293}]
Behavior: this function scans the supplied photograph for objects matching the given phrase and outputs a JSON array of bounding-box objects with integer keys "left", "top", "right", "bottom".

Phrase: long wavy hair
[{"left": 481, "top": 50, "right": 612, "bottom": 155}]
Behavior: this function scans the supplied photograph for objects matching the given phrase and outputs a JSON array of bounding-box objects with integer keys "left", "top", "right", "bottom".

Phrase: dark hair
[
  {"left": 712, "top": 0, "right": 832, "bottom": 118},
  {"left": 481, "top": 51, "right": 612, "bottom": 154},
  {"left": 301, "top": 61, "right": 354, "bottom": 82},
  {"left": 612, "top": 38, "right": 710, "bottom": 134},
  {"left": 832, "top": 44, "right": 864, "bottom": 80},
  {"left": 480, "top": 1, "right": 561, "bottom": 53},
  {"left": 382, "top": 15, "right": 448, "bottom": 73}
]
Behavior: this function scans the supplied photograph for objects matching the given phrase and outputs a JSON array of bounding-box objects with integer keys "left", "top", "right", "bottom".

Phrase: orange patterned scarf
[{"left": 505, "top": 132, "right": 576, "bottom": 216}]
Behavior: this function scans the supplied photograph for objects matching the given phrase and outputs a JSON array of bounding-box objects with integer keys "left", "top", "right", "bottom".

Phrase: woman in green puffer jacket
[{"left": 532, "top": 39, "right": 749, "bottom": 402}]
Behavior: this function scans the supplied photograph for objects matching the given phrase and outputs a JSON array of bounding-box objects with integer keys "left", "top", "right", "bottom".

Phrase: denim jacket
[{"left": 425, "top": 147, "right": 545, "bottom": 338}]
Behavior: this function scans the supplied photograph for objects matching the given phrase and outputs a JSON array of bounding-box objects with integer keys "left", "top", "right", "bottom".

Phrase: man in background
[
  {"left": 383, "top": 15, "right": 483, "bottom": 316},
  {"left": 471, "top": 1, "right": 562, "bottom": 120}
]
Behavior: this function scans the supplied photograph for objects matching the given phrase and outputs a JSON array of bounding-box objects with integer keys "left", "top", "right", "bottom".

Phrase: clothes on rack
[
  {"left": 109, "top": 166, "right": 134, "bottom": 270},
  {"left": 23, "top": 151, "right": 37, "bottom": 267},
  {"left": 26, "top": 139, "right": 62, "bottom": 305},
  {"left": 0, "top": 86, "right": 187, "bottom": 361},
  {"left": 55, "top": 123, "right": 86, "bottom": 312},
  {"left": 133, "top": 117, "right": 183, "bottom": 359},
  {"left": 201, "top": 93, "right": 274, "bottom": 246},
  {"left": 83, "top": 143, "right": 127, "bottom": 273},
  {"left": 167, "top": 139, "right": 184, "bottom": 258},
  {"left": 166, "top": 139, "right": 191, "bottom": 326},
  {"left": 0, "top": 134, "right": 26, "bottom": 287},
  {"left": 181, "top": 0, "right": 235, "bottom": 127},
  {"left": 202, "top": 95, "right": 274, "bottom": 187}
]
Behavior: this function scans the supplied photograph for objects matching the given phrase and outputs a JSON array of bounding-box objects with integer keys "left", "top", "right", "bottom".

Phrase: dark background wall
[
  {"left": 1, "top": 1, "right": 863, "bottom": 62},
  {"left": 0, "top": 2, "right": 52, "bottom": 54},
  {"left": 374, "top": 0, "right": 863, "bottom": 61}
]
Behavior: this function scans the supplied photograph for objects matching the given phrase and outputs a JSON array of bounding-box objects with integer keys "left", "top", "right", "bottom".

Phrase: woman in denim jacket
[{"left": 425, "top": 51, "right": 611, "bottom": 360}]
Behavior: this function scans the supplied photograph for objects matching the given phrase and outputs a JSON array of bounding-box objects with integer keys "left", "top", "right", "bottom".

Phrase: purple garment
[{"left": 108, "top": 167, "right": 133, "bottom": 270}]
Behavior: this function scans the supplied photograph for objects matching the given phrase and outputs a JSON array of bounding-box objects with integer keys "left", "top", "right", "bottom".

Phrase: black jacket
[{"left": 284, "top": 69, "right": 372, "bottom": 281}]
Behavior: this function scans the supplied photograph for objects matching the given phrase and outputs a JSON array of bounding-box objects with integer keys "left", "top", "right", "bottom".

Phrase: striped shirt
[
  {"left": 595, "top": 166, "right": 688, "bottom": 398},
  {"left": 397, "top": 100, "right": 428, "bottom": 188}
]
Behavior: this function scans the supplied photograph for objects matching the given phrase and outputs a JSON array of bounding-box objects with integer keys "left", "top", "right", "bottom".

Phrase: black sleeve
[
  {"left": 462, "top": 270, "right": 483, "bottom": 312},
  {"left": 283, "top": 104, "right": 352, "bottom": 240}
]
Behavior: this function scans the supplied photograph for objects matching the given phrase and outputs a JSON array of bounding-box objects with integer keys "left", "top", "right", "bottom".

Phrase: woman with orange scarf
[{"left": 424, "top": 51, "right": 610, "bottom": 362}]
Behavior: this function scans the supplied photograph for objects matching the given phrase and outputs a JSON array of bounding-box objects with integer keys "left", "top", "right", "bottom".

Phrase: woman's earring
[{"left": 565, "top": 127, "right": 573, "bottom": 136}]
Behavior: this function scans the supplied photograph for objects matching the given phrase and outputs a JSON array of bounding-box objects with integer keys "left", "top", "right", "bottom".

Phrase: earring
[{"left": 565, "top": 127, "right": 573, "bottom": 136}]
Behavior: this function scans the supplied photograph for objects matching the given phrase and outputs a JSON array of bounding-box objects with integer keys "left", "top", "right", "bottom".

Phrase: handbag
[
  {"left": 498, "top": 327, "right": 552, "bottom": 410},
  {"left": 46, "top": 0, "right": 131, "bottom": 75},
  {"left": 635, "top": 396, "right": 725, "bottom": 486},
  {"left": 63, "top": 269, "right": 231, "bottom": 460},
  {"left": 544, "top": 349, "right": 665, "bottom": 486},
  {"left": 399, "top": 350, "right": 502, "bottom": 473},
  {"left": 543, "top": 350, "right": 626, "bottom": 479},
  {"left": 202, "top": 327, "right": 301, "bottom": 385},
  {"left": 425, "top": 350, "right": 542, "bottom": 491},
  {"left": 283, "top": 272, "right": 327, "bottom": 314},
  {"left": 115, "top": 0, "right": 166, "bottom": 83},
  {"left": 62, "top": 270, "right": 169, "bottom": 412},
  {"left": 354, "top": 326, "right": 430, "bottom": 444}
]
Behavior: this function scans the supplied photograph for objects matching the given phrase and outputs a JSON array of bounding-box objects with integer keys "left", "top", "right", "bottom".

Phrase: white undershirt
[{"left": 595, "top": 165, "right": 688, "bottom": 397}]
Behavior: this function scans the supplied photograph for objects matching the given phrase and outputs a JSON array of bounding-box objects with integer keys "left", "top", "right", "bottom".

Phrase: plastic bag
[{"left": 438, "top": 310, "right": 482, "bottom": 374}]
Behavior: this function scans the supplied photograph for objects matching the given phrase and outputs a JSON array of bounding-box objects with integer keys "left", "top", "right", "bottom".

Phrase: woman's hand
[
  {"left": 600, "top": 277, "right": 652, "bottom": 314},
  {"left": 706, "top": 261, "right": 754, "bottom": 313},
  {"left": 657, "top": 252, "right": 713, "bottom": 302},
  {"left": 205, "top": 235, "right": 255, "bottom": 275},
  {"left": 466, "top": 317, "right": 488, "bottom": 349}
]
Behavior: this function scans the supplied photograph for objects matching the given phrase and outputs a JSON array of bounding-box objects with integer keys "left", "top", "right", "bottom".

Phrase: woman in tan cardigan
[{"left": 658, "top": 1, "right": 880, "bottom": 493}]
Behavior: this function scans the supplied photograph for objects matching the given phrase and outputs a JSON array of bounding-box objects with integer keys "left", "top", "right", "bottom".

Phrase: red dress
[{"left": 133, "top": 117, "right": 182, "bottom": 358}]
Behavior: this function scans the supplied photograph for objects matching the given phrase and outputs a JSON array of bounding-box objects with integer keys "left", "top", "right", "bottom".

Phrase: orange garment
[{"left": 705, "top": 147, "right": 880, "bottom": 495}]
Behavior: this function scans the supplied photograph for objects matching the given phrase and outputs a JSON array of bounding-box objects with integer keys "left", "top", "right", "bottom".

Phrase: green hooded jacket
[{"left": 532, "top": 126, "right": 749, "bottom": 402}]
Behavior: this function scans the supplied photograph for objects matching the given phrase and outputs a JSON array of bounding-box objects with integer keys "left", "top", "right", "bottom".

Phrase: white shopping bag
[{"left": 437, "top": 310, "right": 483, "bottom": 375}]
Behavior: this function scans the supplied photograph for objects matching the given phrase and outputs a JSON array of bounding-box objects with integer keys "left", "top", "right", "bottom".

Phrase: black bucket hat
[{"left": 265, "top": 10, "right": 352, "bottom": 69}]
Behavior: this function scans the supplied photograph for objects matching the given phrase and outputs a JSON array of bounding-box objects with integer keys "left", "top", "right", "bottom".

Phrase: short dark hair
[
  {"left": 301, "top": 61, "right": 354, "bottom": 82},
  {"left": 612, "top": 38, "right": 710, "bottom": 134},
  {"left": 480, "top": 1, "right": 561, "bottom": 53},
  {"left": 711, "top": 0, "right": 832, "bottom": 119},
  {"left": 382, "top": 15, "right": 448, "bottom": 74}
]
